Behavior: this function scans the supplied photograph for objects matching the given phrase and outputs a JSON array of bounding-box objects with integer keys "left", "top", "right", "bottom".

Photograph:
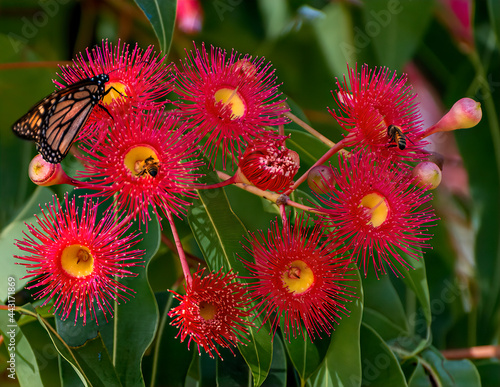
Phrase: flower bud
[
  {"left": 424, "top": 98, "right": 482, "bottom": 137},
  {"left": 412, "top": 161, "right": 442, "bottom": 190},
  {"left": 237, "top": 138, "right": 300, "bottom": 193},
  {"left": 307, "top": 165, "right": 335, "bottom": 194},
  {"left": 29, "top": 154, "right": 79, "bottom": 186}
]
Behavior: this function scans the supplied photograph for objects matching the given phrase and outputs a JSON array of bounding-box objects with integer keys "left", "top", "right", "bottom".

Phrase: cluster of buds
[{"left": 14, "top": 40, "right": 481, "bottom": 358}]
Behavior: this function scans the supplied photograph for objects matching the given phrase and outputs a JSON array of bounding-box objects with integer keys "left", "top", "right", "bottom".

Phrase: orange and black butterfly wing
[
  {"left": 38, "top": 84, "right": 100, "bottom": 163},
  {"left": 11, "top": 74, "right": 109, "bottom": 164},
  {"left": 12, "top": 94, "right": 55, "bottom": 142}
]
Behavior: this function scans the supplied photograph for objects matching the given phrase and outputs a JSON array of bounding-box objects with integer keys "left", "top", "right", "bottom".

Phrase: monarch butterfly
[{"left": 12, "top": 73, "right": 112, "bottom": 164}]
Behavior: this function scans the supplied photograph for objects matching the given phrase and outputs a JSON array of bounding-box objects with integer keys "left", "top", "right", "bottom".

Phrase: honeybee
[
  {"left": 136, "top": 156, "right": 160, "bottom": 178},
  {"left": 387, "top": 124, "right": 408, "bottom": 150}
]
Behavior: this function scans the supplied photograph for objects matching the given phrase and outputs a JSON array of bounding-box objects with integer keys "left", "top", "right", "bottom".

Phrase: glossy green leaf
[
  {"left": 0, "top": 187, "right": 55, "bottom": 301},
  {"left": 311, "top": 2, "right": 355, "bottom": 71},
  {"left": 407, "top": 360, "right": 430, "bottom": 387},
  {"left": 360, "top": 323, "right": 407, "bottom": 387},
  {"left": 262, "top": 335, "right": 286, "bottom": 387},
  {"left": 148, "top": 292, "right": 192, "bottom": 387},
  {"left": 362, "top": 274, "right": 409, "bottom": 340},
  {"left": 109, "top": 216, "right": 160, "bottom": 386},
  {"left": 134, "top": 0, "right": 177, "bottom": 53},
  {"left": 306, "top": 264, "right": 362, "bottom": 387},
  {"left": 363, "top": 0, "right": 433, "bottom": 70},
  {"left": 188, "top": 175, "right": 273, "bottom": 386},
  {"left": 420, "top": 347, "right": 481, "bottom": 387}
]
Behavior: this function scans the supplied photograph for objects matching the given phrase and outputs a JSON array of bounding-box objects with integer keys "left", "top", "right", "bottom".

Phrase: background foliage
[{"left": 0, "top": 0, "right": 499, "bottom": 386}]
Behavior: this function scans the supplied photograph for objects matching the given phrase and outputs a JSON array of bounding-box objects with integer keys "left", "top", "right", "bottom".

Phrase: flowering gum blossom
[
  {"left": 214, "top": 88, "right": 246, "bottom": 119},
  {"left": 360, "top": 192, "right": 389, "bottom": 227},
  {"left": 103, "top": 81, "right": 128, "bottom": 105},
  {"left": 282, "top": 260, "right": 314, "bottom": 294},
  {"left": 61, "top": 245, "right": 94, "bottom": 278}
]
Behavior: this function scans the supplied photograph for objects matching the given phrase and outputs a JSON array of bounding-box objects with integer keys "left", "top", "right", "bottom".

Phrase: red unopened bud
[
  {"left": 237, "top": 137, "right": 300, "bottom": 193},
  {"left": 307, "top": 165, "right": 335, "bottom": 194},
  {"left": 423, "top": 98, "right": 482, "bottom": 137},
  {"left": 29, "top": 154, "right": 80, "bottom": 187},
  {"left": 412, "top": 161, "right": 442, "bottom": 190}
]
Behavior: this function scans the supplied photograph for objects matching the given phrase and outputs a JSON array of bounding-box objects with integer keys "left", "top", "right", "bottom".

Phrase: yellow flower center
[
  {"left": 60, "top": 245, "right": 94, "bottom": 278},
  {"left": 199, "top": 301, "right": 217, "bottom": 320},
  {"left": 281, "top": 260, "right": 314, "bottom": 295},
  {"left": 359, "top": 192, "right": 389, "bottom": 228},
  {"left": 214, "top": 87, "right": 246, "bottom": 119},
  {"left": 103, "top": 81, "right": 128, "bottom": 105},
  {"left": 124, "top": 146, "right": 159, "bottom": 178}
]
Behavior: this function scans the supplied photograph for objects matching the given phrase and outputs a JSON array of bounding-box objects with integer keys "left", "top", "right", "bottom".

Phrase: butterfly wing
[
  {"left": 12, "top": 95, "right": 56, "bottom": 142},
  {"left": 38, "top": 84, "right": 100, "bottom": 163}
]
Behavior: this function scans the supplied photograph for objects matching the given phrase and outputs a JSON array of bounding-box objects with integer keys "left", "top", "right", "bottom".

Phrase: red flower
[
  {"left": 169, "top": 267, "right": 253, "bottom": 359},
  {"left": 315, "top": 151, "right": 437, "bottom": 277},
  {"left": 237, "top": 137, "right": 300, "bottom": 193},
  {"left": 76, "top": 108, "right": 202, "bottom": 227},
  {"left": 55, "top": 39, "right": 172, "bottom": 143},
  {"left": 329, "top": 64, "right": 426, "bottom": 163},
  {"left": 241, "top": 215, "right": 355, "bottom": 341},
  {"left": 174, "top": 43, "right": 289, "bottom": 167},
  {"left": 15, "top": 195, "right": 143, "bottom": 325}
]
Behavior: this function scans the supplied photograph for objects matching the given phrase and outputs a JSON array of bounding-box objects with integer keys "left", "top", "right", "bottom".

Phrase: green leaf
[
  {"left": 420, "top": 347, "right": 481, "bottom": 387},
  {"left": 362, "top": 274, "right": 409, "bottom": 340},
  {"left": 311, "top": 2, "right": 355, "bottom": 72},
  {"left": 109, "top": 217, "right": 161, "bottom": 387},
  {"left": 285, "top": 129, "right": 334, "bottom": 172},
  {"left": 307, "top": 264, "right": 363, "bottom": 387},
  {"left": 0, "top": 187, "right": 55, "bottom": 301},
  {"left": 133, "top": 0, "right": 177, "bottom": 53},
  {"left": 261, "top": 335, "right": 286, "bottom": 387},
  {"left": 188, "top": 174, "right": 273, "bottom": 386},
  {"left": 363, "top": 0, "right": 434, "bottom": 71},
  {"left": 0, "top": 306, "right": 45, "bottom": 386},
  {"left": 360, "top": 323, "right": 407, "bottom": 387},
  {"left": 407, "top": 360, "right": 429, "bottom": 387}
]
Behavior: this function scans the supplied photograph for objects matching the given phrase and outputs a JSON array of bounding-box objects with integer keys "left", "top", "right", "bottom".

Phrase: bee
[
  {"left": 136, "top": 156, "right": 160, "bottom": 178},
  {"left": 387, "top": 124, "right": 408, "bottom": 150}
]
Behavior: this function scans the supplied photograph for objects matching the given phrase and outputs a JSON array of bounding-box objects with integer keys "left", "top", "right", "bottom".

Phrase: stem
[
  {"left": 441, "top": 345, "right": 500, "bottom": 360},
  {"left": 189, "top": 174, "right": 237, "bottom": 190},
  {"left": 279, "top": 204, "right": 288, "bottom": 229},
  {"left": 161, "top": 234, "right": 204, "bottom": 265},
  {"left": 285, "top": 111, "right": 336, "bottom": 147},
  {"left": 284, "top": 137, "right": 349, "bottom": 195},
  {"left": 165, "top": 209, "right": 193, "bottom": 286}
]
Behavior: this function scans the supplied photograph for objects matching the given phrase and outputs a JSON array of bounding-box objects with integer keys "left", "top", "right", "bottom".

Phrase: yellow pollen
[
  {"left": 360, "top": 192, "right": 389, "bottom": 228},
  {"left": 103, "top": 81, "right": 128, "bottom": 105},
  {"left": 214, "top": 87, "right": 246, "bottom": 119},
  {"left": 199, "top": 301, "right": 217, "bottom": 320},
  {"left": 123, "top": 146, "right": 159, "bottom": 177},
  {"left": 60, "top": 245, "right": 94, "bottom": 278},
  {"left": 281, "top": 260, "right": 314, "bottom": 295}
]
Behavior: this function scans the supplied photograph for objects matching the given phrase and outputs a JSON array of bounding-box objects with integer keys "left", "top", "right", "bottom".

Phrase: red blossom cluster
[{"left": 13, "top": 40, "right": 481, "bottom": 358}]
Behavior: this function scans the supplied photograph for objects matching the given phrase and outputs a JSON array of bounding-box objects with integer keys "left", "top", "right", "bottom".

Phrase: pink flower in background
[
  {"left": 15, "top": 195, "right": 143, "bottom": 325},
  {"left": 177, "top": 0, "right": 203, "bottom": 34},
  {"left": 437, "top": 0, "right": 474, "bottom": 53}
]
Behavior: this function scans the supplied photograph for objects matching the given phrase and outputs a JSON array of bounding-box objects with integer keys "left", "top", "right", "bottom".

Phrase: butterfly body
[{"left": 12, "top": 74, "right": 110, "bottom": 164}]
